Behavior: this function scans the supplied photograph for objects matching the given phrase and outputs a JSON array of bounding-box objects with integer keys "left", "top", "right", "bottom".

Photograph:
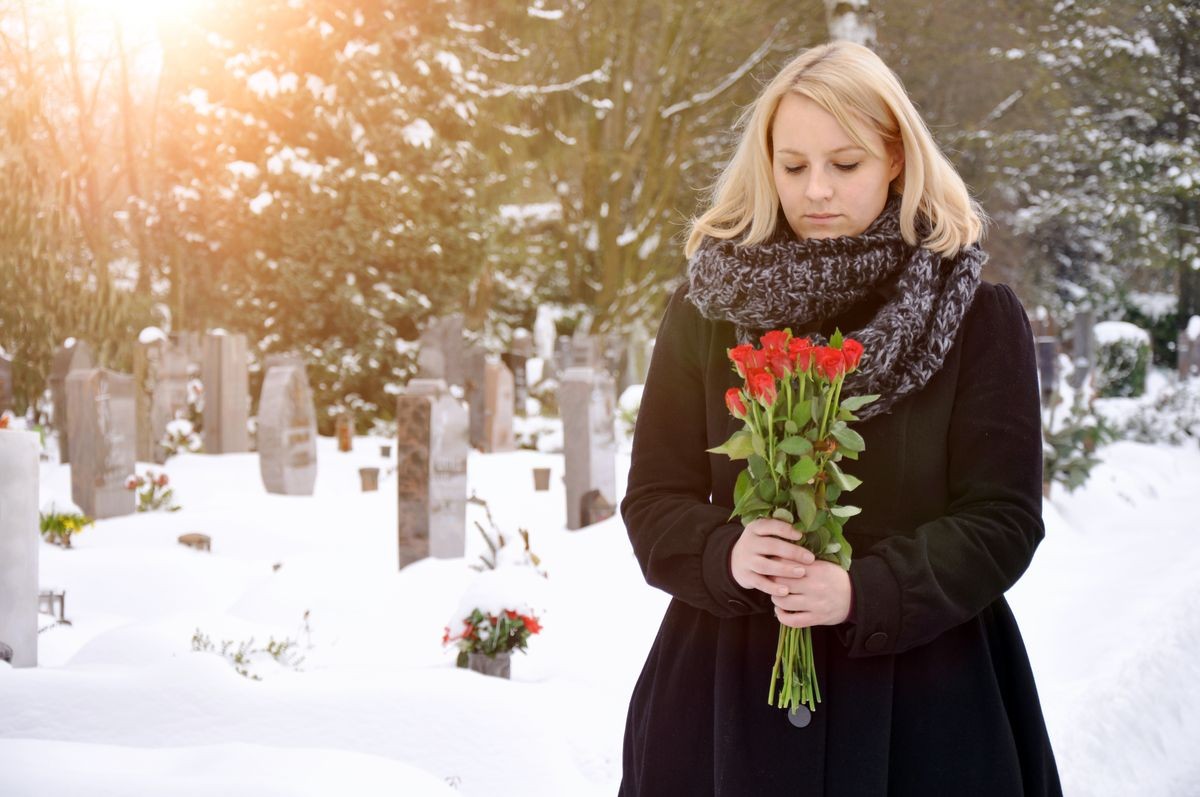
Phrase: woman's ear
[{"left": 888, "top": 143, "right": 904, "bottom": 182}]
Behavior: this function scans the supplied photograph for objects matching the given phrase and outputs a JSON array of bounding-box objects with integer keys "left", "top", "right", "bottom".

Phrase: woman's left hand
[{"left": 770, "top": 560, "right": 852, "bottom": 628}]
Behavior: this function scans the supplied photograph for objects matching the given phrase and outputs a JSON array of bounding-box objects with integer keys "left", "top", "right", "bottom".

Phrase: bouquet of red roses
[{"left": 709, "top": 329, "right": 876, "bottom": 715}]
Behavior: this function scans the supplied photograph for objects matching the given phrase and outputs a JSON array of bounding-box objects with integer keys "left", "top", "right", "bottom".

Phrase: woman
[{"left": 620, "top": 41, "right": 1061, "bottom": 796}]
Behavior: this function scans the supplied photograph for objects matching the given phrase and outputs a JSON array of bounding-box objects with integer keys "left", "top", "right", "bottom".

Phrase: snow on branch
[
  {"left": 660, "top": 21, "right": 785, "bottom": 120},
  {"left": 481, "top": 60, "right": 610, "bottom": 99}
]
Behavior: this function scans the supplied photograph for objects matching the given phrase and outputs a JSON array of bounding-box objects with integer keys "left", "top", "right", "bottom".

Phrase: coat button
[
  {"left": 864, "top": 632, "right": 888, "bottom": 652},
  {"left": 727, "top": 598, "right": 749, "bottom": 611}
]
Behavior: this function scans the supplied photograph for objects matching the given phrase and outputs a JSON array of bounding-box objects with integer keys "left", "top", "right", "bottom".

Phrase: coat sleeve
[
  {"left": 837, "top": 283, "right": 1046, "bottom": 657},
  {"left": 621, "top": 285, "right": 776, "bottom": 618}
]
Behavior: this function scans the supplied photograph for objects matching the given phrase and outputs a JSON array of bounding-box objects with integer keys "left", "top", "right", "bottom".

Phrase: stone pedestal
[
  {"left": 134, "top": 336, "right": 189, "bottom": 463},
  {"left": 258, "top": 364, "right": 318, "bottom": 495},
  {"left": 560, "top": 367, "right": 617, "bottom": 530},
  {"left": 396, "top": 379, "right": 468, "bottom": 568},
  {"left": 201, "top": 333, "right": 249, "bottom": 454},
  {"left": 0, "top": 430, "right": 39, "bottom": 667},
  {"left": 66, "top": 369, "right": 136, "bottom": 519},
  {"left": 483, "top": 360, "right": 515, "bottom": 452},
  {"left": 48, "top": 340, "right": 94, "bottom": 464}
]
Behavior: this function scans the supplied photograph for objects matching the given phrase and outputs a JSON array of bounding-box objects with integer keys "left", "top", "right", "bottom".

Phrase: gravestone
[
  {"left": 170, "top": 331, "right": 205, "bottom": 373},
  {"left": 1179, "top": 318, "right": 1200, "bottom": 380},
  {"left": 48, "top": 340, "right": 94, "bottom": 464},
  {"left": 336, "top": 411, "right": 354, "bottom": 453},
  {"left": 501, "top": 352, "right": 528, "bottom": 417},
  {"left": 395, "top": 379, "right": 468, "bottom": 568},
  {"left": 571, "top": 333, "right": 601, "bottom": 369},
  {"left": 1035, "top": 337, "right": 1060, "bottom": 405},
  {"left": 533, "top": 306, "right": 557, "bottom": 361},
  {"left": 0, "top": 430, "right": 39, "bottom": 667},
  {"left": 417, "top": 314, "right": 465, "bottom": 387},
  {"left": 552, "top": 336, "right": 572, "bottom": 380},
  {"left": 257, "top": 364, "right": 318, "bottom": 495},
  {"left": 464, "top": 345, "right": 487, "bottom": 450},
  {"left": 560, "top": 367, "right": 617, "bottom": 530},
  {"left": 134, "top": 332, "right": 189, "bottom": 464},
  {"left": 66, "top": 368, "right": 136, "bottom": 519},
  {"left": 483, "top": 360, "right": 516, "bottom": 453},
  {"left": 1068, "top": 310, "right": 1096, "bottom": 390},
  {"left": 201, "top": 332, "right": 250, "bottom": 454},
  {"left": 0, "top": 350, "right": 12, "bottom": 415}
]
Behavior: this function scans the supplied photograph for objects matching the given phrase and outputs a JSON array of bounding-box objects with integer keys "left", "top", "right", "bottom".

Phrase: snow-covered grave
[{"left": 2, "top": 373, "right": 1200, "bottom": 796}]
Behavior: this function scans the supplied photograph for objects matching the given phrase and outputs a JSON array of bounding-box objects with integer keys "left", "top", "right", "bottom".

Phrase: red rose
[
  {"left": 747, "top": 371, "right": 778, "bottom": 407},
  {"left": 765, "top": 349, "right": 793, "bottom": 379},
  {"left": 759, "top": 330, "right": 791, "bottom": 353},
  {"left": 815, "top": 347, "right": 846, "bottom": 381},
  {"left": 725, "top": 388, "right": 748, "bottom": 418},
  {"left": 788, "top": 337, "right": 814, "bottom": 372},
  {"left": 841, "top": 338, "right": 864, "bottom": 371},
  {"left": 727, "top": 344, "right": 756, "bottom": 377},
  {"left": 521, "top": 614, "right": 542, "bottom": 635}
]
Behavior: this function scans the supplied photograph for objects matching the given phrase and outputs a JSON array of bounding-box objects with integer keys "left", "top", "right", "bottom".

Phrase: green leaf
[
  {"left": 830, "top": 426, "right": 865, "bottom": 453},
  {"left": 748, "top": 455, "right": 768, "bottom": 482},
  {"left": 772, "top": 507, "right": 795, "bottom": 523},
  {"left": 778, "top": 436, "right": 813, "bottom": 457},
  {"left": 824, "top": 483, "right": 842, "bottom": 503},
  {"left": 810, "top": 397, "right": 822, "bottom": 425},
  {"left": 790, "top": 488, "right": 817, "bottom": 528},
  {"left": 829, "top": 505, "right": 862, "bottom": 518},
  {"left": 827, "top": 461, "right": 863, "bottom": 492},
  {"left": 837, "top": 407, "right": 858, "bottom": 422},
  {"left": 789, "top": 456, "right": 819, "bottom": 485},
  {"left": 751, "top": 432, "right": 767, "bottom": 460},
  {"left": 774, "top": 450, "right": 789, "bottom": 476},
  {"left": 791, "top": 402, "right": 809, "bottom": 427},
  {"left": 756, "top": 479, "right": 777, "bottom": 502},
  {"left": 784, "top": 419, "right": 799, "bottom": 435},
  {"left": 840, "top": 394, "right": 880, "bottom": 412},
  {"left": 824, "top": 541, "right": 841, "bottom": 554},
  {"left": 707, "top": 429, "right": 755, "bottom": 460},
  {"left": 733, "top": 469, "right": 751, "bottom": 505},
  {"left": 830, "top": 328, "right": 844, "bottom": 348}
]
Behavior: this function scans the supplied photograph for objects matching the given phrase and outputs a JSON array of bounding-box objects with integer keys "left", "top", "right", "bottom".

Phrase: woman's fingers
[
  {"left": 753, "top": 556, "right": 807, "bottom": 578},
  {"left": 754, "top": 537, "right": 815, "bottom": 564},
  {"left": 774, "top": 606, "right": 816, "bottom": 629},
  {"left": 748, "top": 518, "right": 803, "bottom": 541}
]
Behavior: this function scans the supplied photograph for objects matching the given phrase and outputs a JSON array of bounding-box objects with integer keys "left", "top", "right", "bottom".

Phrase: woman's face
[{"left": 771, "top": 93, "right": 903, "bottom": 240}]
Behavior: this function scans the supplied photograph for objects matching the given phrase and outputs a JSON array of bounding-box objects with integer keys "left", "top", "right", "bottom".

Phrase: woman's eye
[
  {"left": 835, "top": 163, "right": 861, "bottom": 171},
  {"left": 784, "top": 165, "right": 806, "bottom": 174}
]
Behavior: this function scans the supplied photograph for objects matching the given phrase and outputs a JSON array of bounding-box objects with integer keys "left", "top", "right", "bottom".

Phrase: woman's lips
[{"left": 805, "top": 214, "right": 840, "bottom": 223}]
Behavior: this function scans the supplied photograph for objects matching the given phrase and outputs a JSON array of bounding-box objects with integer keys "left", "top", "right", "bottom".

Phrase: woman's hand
[
  {"left": 730, "top": 518, "right": 815, "bottom": 598},
  {"left": 771, "top": 560, "right": 852, "bottom": 628}
]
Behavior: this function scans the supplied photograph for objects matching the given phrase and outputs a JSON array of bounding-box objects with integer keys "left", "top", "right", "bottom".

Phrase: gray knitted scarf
[{"left": 687, "top": 195, "right": 985, "bottom": 420}]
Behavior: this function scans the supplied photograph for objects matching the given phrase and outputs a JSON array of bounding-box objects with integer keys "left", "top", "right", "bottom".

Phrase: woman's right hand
[{"left": 730, "top": 518, "right": 815, "bottom": 597}]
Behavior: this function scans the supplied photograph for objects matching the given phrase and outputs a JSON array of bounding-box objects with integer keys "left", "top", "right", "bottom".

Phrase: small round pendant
[{"left": 788, "top": 705, "right": 812, "bottom": 728}]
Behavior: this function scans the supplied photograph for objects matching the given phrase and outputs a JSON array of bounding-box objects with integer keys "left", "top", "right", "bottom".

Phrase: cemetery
[{"left": 2, "top": 1, "right": 1199, "bottom": 793}]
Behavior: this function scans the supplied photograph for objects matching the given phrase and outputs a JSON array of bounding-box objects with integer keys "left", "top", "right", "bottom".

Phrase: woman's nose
[{"left": 805, "top": 171, "right": 833, "bottom": 201}]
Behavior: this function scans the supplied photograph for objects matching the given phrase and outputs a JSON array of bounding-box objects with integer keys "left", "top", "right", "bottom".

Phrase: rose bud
[
  {"left": 841, "top": 338, "right": 864, "bottom": 371},
  {"left": 816, "top": 347, "right": 846, "bottom": 381},
  {"left": 725, "top": 388, "right": 749, "bottom": 419}
]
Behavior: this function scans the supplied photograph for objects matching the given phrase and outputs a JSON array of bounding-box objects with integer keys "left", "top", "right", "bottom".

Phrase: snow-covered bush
[
  {"left": 1042, "top": 394, "right": 1115, "bottom": 494},
  {"left": 617, "top": 384, "right": 642, "bottom": 440},
  {"left": 1094, "top": 322, "right": 1151, "bottom": 398},
  {"left": 1109, "top": 379, "right": 1200, "bottom": 446},
  {"left": 160, "top": 418, "right": 202, "bottom": 458}
]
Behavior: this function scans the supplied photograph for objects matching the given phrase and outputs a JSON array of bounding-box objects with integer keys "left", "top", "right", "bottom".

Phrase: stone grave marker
[
  {"left": 533, "top": 306, "right": 557, "bottom": 361},
  {"left": 571, "top": 333, "right": 601, "bottom": 369},
  {"left": 464, "top": 345, "right": 487, "bottom": 450},
  {"left": 48, "top": 339, "right": 94, "bottom": 464},
  {"left": 1035, "top": 337, "right": 1060, "bottom": 405},
  {"left": 552, "top": 335, "right": 572, "bottom": 380},
  {"left": 1067, "top": 310, "right": 1096, "bottom": 390},
  {"left": 560, "top": 367, "right": 617, "bottom": 530},
  {"left": 66, "top": 368, "right": 136, "bottom": 519},
  {"left": 257, "top": 364, "right": 318, "bottom": 495},
  {"left": 0, "top": 350, "right": 12, "bottom": 416},
  {"left": 417, "top": 314, "right": 465, "bottom": 387},
  {"left": 201, "top": 332, "right": 250, "bottom": 454},
  {"left": 0, "top": 429, "right": 39, "bottom": 667},
  {"left": 395, "top": 379, "right": 468, "bottom": 568},
  {"left": 134, "top": 332, "right": 189, "bottom": 464},
  {"left": 1179, "top": 318, "right": 1200, "bottom": 380},
  {"left": 483, "top": 359, "right": 516, "bottom": 453}
]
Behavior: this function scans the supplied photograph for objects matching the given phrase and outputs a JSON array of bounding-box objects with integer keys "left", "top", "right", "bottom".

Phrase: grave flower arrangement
[
  {"left": 125, "top": 469, "right": 181, "bottom": 512},
  {"left": 39, "top": 504, "right": 94, "bottom": 548},
  {"left": 708, "top": 329, "right": 876, "bottom": 715},
  {"left": 160, "top": 417, "right": 202, "bottom": 459},
  {"left": 442, "top": 607, "right": 542, "bottom": 666}
]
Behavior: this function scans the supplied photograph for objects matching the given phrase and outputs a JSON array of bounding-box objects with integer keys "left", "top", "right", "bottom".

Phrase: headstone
[
  {"left": 169, "top": 331, "right": 205, "bottom": 373},
  {"left": 263, "top": 352, "right": 306, "bottom": 374},
  {"left": 0, "top": 350, "right": 12, "bottom": 415},
  {"left": 48, "top": 339, "right": 94, "bottom": 464},
  {"left": 511, "top": 328, "right": 534, "bottom": 359},
  {"left": 395, "top": 379, "right": 468, "bottom": 568},
  {"left": 552, "top": 336, "right": 572, "bottom": 380},
  {"left": 0, "top": 430, "right": 39, "bottom": 667},
  {"left": 134, "top": 333, "right": 189, "bottom": 464},
  {"left": 501, "top": 352, "right": 528, "bottom": 416},
  {"left": 571, "top": 333, "right": 601, "bottom": 369},
  {"left": 417, "top": 315, "right": 465, "bottom": 387},
  {"left": 336, "top": 411, "right": 354, "bottom": 453},
  {"left": 559, "top": 367, "right": 617, "bottom": 530},
  {"left": 257, "top": 364, "right": 318, "bottom": 495},
  {"left": 66, "top": 368, "right": 136, "bottom": 519},
  {"left": 464, "top": 345, "right": 487, "bottom": 450},
  {"left": 359, "top": 466, "right": 380, "bottom": 492},
  {"left": 1068, "top": 310, "right": 1096, "bottom": 390},
  {"left": 1035, "top": 337, "right": 1060, "bottom": 405},
  {"left": 533, "top": 307, "right": 557, "bottom": 361},
  {"left": 1179, "top": 318, "right": 1200, "bottom": 380},
  {"left": 483, "top": 359, "right": 516, "bottom": 453},
  {"left": 201, "top": 332, "right": 250, "bottom": 454}
]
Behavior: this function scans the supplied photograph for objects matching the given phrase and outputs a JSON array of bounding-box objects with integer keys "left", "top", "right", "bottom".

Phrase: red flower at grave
[
  {"left": 0, "top": 415, "right": 8, "bottom": 430},
  {"left": 124, "top": 474, "right": 139, "bottom": 490},
  {"left": 725, "top": 388, "right": 748, "bottom": 419},
  {"left": 156, "top": 473, "right": 169, "bottom": 488},
  {"left": 841, "top": 338, "right": 864, "bottom": 372},
  {"left": 521, "top": 614, "right": 543, "bottom": 635},
  {"left": 816, "top": 347, "right": 847, "bottom": 381}
]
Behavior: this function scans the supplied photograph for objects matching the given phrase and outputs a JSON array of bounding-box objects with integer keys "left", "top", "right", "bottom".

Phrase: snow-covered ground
[{"left": 2, "top": 393, "right": 1199, "bottom": 796}]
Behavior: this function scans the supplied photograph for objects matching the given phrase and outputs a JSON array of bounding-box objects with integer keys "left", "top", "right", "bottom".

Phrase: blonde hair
[{"left": 685, "top": 41, "right": 984, "bottom": 258}]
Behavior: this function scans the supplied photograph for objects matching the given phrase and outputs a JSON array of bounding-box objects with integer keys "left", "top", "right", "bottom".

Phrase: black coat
[{"left": 619, "top": 279, "right": 1062, "bottom": 796}]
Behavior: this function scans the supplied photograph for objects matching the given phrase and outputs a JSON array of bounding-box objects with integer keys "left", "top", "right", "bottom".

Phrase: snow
[
  {"left": 401, "top": 119, "right": 435, "bottom": 149},
  {"left": 1093, "top": 320, "right": 1150, "bottom": 346},
  {"left": 1187, "top": 315, "right": 1200, "bottom": 340},
  {"left": 138, "top": 327, "right": 167, "bottom": 345},
  {"left": 249, "top": 192, "right": 274, "bottom": 215},
  {"left": 5, "top": 387, "right": 1200, "bottom": 795}
]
